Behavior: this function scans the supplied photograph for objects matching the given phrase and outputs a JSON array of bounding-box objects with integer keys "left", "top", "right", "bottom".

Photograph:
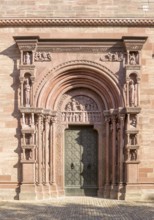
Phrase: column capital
[
  {"left": 19, "top": 76, "right": 24, "bottom": 83},
  {"left": 45, "top": 115, "right": 51, "bottom": 123},
  {"left": 104, "top": 116, "right": 110, "bottom": 124},
  {"left": 51, "top": 115, "right": 57, "bottom": 123},
  {"left": 30, "top": 76, "right": 35, "bottom": 83}
]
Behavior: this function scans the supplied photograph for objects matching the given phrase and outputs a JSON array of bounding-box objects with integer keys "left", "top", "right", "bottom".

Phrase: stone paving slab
[{"left": 0, "top": 197, "right": 153, "bottom": 220}]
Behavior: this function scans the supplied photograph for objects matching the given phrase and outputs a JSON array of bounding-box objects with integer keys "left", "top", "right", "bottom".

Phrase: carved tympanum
[{"left": 62, "top": 95, "right": 101, "bottom": 123}]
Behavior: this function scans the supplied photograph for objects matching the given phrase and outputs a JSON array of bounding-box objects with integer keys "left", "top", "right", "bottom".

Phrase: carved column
[
  {"left": 49, "top": 115, "right": 57, "bottom": 196},
  {"left": 137, "top": 78, "right": 140, "bottom": 107},
  {"left": 38, "top": 114, "right": 43, "bottom": 185},
  {"left": 19, "top": 77, "right": 24, "bottom": 107},
  {"left": 30, "top": 76, "right": 35, "bottom": 107},
  {"left": 45, "top": 115, "right": 50, "bottom": 184},
  {"left": 110, "top": 115, "right": 117, "bottom": 199},
  {"left": 117, "top": 113, "right": 125, "bottom": 199},
  {"left": 126, "top": 78, "right": 130, "bottom": 107},
  {"left": 104, "top": 115, "right": 110, "bottom": 198},
  {"left": 49, "top": 120, "right": 53, "bottom": 184}
]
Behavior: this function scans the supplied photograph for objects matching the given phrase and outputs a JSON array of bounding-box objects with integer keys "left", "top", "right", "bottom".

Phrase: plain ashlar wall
[
  {"left": 0, "top": 0, "right": 154, "bottom": 18},
  {"left": 0, "top": 26, "right": 154, "bottom": 192}
]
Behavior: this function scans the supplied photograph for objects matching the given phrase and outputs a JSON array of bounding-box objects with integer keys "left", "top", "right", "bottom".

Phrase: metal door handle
[{"left": 71, "top": 163, "right": 74, "bottom": 169}]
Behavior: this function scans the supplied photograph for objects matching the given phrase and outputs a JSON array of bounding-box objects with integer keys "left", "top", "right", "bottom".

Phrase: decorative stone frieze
[
  {"left": 35, "top": 52, "right": 52, "bottom": 62},
  {"left": 100, "top": 52, "right": 124, "bottom": 62},
  {"left": 2, "top": 18, "right": 154, "bottom": 27}
]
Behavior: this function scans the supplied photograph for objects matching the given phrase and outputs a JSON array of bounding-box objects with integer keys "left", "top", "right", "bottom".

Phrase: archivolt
[{"left": 35, "top": 60, "right": 125, "bottom": 110}]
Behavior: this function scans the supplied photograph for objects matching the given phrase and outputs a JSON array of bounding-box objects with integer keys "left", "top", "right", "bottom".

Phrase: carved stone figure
[
  {"left": 129, "top": 52, "right": 138, "bottom": 65},
  {"left": 130, "top": 116, "right": 137, "bottom": 128},
  {"left": 129, "top": 79, "right": 135, "bottom": 107},
  {"left": 130, "top": 149, "right": 137, "bottom": 161},
  {"left": 100, "top": 52, "right": 124, "bottom": 62},
  {"left": 25, "top": 149, "right": 33, "bottom": 160},
  {"left": 24, "top": 78, "right": 31, "bottom": 107},
  {"left": 34, "top": 52, "right": 52, "bottom": 62},
  {"left": 72, "top": 99, "right": 77, "bottom": 111},
  {"left": 62, "top": 95, "right": 101, "bottom": 123},
  {"left": 24, "top": 52, "right": 31, "bottom": 65},
  {"left": 130, "top": 134, "right": 137, "bottom": 145}
]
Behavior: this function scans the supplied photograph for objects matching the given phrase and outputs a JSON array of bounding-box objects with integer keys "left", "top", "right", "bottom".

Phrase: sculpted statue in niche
[
  {"left": 130, "top": 134, "right": 137, "bottom": 145},
  {"left": 24, "top": 78, "right": 31, "bottom": 107},
  {"left": 130, "top": 149, "right": 137, "bottom": 161},
  {"left": 24, "top": 52, "right": 31, "bottom": 65},
  {"left": 130, "top": 115, "right": 137, "bottom": 129},
  {"left": 129, "top": 79, "right": 137, "bottom": 107},
  {"left": 129, "top": 52, "right": 139, "bottom": 65},
  {"left": 25, "top": 149, "right": 33, "bottom": 160}
]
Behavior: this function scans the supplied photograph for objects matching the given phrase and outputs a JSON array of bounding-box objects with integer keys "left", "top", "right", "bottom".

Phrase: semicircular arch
[{"left": 35, "top": 60, "right": 125, "bottom": 110}]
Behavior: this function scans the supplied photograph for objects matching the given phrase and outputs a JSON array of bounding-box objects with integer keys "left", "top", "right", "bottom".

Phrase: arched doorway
[
  {"left": 54, "top": 87, "right": 104, "bottom": 197},
  {"left": 20, "top": 62, "right": 127, "bottom": 199}
]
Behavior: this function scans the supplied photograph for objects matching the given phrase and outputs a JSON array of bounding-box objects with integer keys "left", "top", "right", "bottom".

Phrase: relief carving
[
  {"left": 62, "top": 95, "right": 101, "bottom": 123},
  {"left": 100, "top": 52, "right": 124, "bottom": 62},
  {"left": 25, "top": 149, "right": 33, "bottom": 160},
  {"left": 23, "top": 52, "right": 32, "bottom": 65},
  {"left": 126, "top": 148, "right": 138, "bottom": 162},
  {"left": 35, "top": 52, "right": 52, "bottom": 62},
  {"left": 130, "top": 149, "right": 137, "bottom": 161},
  {"left": 24, "top": 78, "right": 31, "bottom": 107},
  {"left": 129, "top": 52, "right": 139, "bottom": 65},
  {"left": 130, "top": 115, "right": 137, "bottom": 129},
  {"left": 130, "top": 134, "right": 137, "bottom": 145}
]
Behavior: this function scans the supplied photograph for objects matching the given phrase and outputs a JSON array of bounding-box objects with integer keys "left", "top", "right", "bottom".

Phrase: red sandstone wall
[
  {"left": 0, "top": 27, "right": 154, "bottom": 199},
  {"left": 0, "top": 0, "right": 154, "bottom": 18}
]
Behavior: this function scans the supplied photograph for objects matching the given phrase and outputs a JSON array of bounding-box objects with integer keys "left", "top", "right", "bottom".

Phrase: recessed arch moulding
[{"left": 14, "top": 36, "right": 147, "bottom": 200}]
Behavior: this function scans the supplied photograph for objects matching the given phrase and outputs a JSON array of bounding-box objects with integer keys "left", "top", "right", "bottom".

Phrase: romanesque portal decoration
[
  {"left": 14, "top": 36, "right": 147, "bottom": 200},
  {"left": 62, "top": 95, "right": 101, "bottom": 123}
]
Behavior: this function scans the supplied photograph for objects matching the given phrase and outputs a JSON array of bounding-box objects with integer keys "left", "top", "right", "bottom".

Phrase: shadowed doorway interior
[{"left": 65, "top": 125, "right": 98, "bottom": 196}]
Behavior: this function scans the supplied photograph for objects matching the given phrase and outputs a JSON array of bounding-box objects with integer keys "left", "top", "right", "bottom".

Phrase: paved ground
[{"left": 0, "top": 197, "right": 153, "bottom": 220}]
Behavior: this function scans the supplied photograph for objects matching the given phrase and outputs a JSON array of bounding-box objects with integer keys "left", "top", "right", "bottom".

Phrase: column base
[
  {"left": 42, "top": 184, "right": 50, "bottom": 199},
  {"left": 125, "top": 184, "right": 141, "bottom": 201},
  {"left": 103, "top": 184, "right": 110, "bottom": 198},
  {"left": 117, "top": 184, "right": 125, "bottom": 200},
  {"left": 110, "top": 184, "right": 117, "bottom": 199},
  {"left": 36, "top": 184, "right": 43, "bottom": 200},
  {"left": 20, "top": 184, "right": 36, "bottom": 200},
  {"left": 97, "top": 187, "right": 104, "bottom": 197},
  {"left": 50, "top": 183, "right": 58, "bottom": 197}
]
